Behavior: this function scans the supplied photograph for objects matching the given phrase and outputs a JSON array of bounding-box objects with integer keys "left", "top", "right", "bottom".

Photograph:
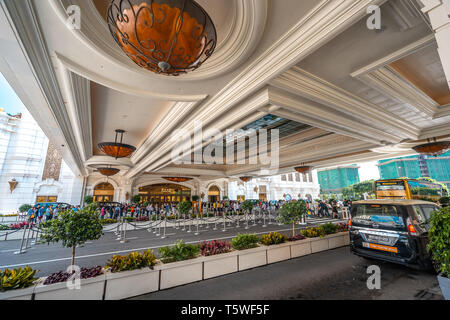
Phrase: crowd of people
[{"left": 24, "top": 198, "right": 353, "bottom": 222}]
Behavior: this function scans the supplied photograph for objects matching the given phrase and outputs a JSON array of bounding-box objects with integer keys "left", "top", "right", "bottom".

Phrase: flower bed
[
  {"left": 43, "top": 266, "right": 103, "bottom": 285},
  {"left": 100, "top": 218, "right": 117, "bottom": 225},
  {"left": 9, "top": 222, "right": 29, "bottom": 230},
  {"left": 200, "top": 240, "right": 232, "bottom": 256},
  {"left": 0, "top": 224, "right": 9, "bottom": 231}
]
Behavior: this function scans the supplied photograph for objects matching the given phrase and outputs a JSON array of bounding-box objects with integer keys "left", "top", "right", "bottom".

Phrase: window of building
[
  {"left": 288, "top": 174, "right": 293, "bottom": 181},
  {"left": 281, "top": 175, "right": 286, "bottom": 181},
  {"left": 295, "top": 173, "right": 300, "bottom": 182}
]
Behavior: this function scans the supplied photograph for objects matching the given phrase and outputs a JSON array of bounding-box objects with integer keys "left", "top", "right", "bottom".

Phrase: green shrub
[
  {"left": 124, "top": 216, "right": 136, "bottom": 222},
  {"left": 427, "top": 207, "right": 450, "bottom": 277},
  {"left": 278, "top": 200, "right": 307, "bottom": 237},
  {"left": 231, "top": 233, "right": 259, "bottom": 250},
  {"left": 18, "top": 204, "right": 32, "bottom": 213},
  {"left": 439, "top": 196, "right": 450, "bottom": 205},
  {"left": 241, "top": 200, "right": 253, "bottom": 212},
  {"left": 177, "top": 201, "right": 192, "bottom": 215},
  {"left": 191, "top": 195, "right": 200, "bottom": 201},
  {"left": 260, "top": 232, "right": 286, "bottom": 246},
  {"left": 159, "top": 240, "right": 200, "bottom": 263},
  {"left": 101, "top": 218, "right": 117, "bottom": 225},
  {"left": 0, "top": 224, "right": 9, "bottom": 231},
  {"left": 106, "top": 250, "right": 157, "bottom": 273},
  {"left": 132, "top": 195, "right": 141, "bottom": 204},
  {"left": 83, "top": 196, "right": 93, "bottom": 205},
  {"left": 301, "top": 227, "right": 325, "bottom": 238},
  {"left": 0, "top": 267, "right": 39, "bottom": 291},
  {"left": 319, "top": 222, "right": 338, "bottom": 235}
]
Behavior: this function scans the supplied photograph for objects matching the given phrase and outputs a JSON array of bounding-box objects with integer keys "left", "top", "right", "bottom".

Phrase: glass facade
[
  {"left": 377, "top": 151, "right": 450, "bottom": 189},
  {"left": 317, "top": 165, "right": 360, "bottom": 193}
]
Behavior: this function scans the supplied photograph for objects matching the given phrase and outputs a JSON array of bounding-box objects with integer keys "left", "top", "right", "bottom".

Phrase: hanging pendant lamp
[{"left": 98, "top": 129, "right": 136, "bottom": 159}]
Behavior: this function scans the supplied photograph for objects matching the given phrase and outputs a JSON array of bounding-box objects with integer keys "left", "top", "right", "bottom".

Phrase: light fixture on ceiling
[
  {"left": 107, "top": 0, "right": 217, "bottom": 76},
  {"left": 412, "top": 138, "right": 450, "bottom": 157},
  {"left": 239, "top": 176, "right": 252, "bottom": 182},
  {"left": 163, "top": 177, "right": 193, "bottom": 183},
  {"left": 98, "top": 129, "right": 136, "bottom": 159},
  {"left": 96, "top": 167, "right": 121, "bottom": 177},
  {"left": 294, "top": 164, "right": 313, "bottom": 173}
]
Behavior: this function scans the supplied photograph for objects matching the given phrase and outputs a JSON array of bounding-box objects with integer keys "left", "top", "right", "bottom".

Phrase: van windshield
[{"left": 352, "top": 204, "right": 405, "bottom": 229}]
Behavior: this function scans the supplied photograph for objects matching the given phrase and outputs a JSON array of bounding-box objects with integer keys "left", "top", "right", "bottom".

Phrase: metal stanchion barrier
[
  {"left": 14, "top": 224, "right": 28, "bottom": 254},
  {"left": 213, "top": 210, "right": 218, "bottom": 230},
  {"left": 24, "top": 223, "right": 33, "bottom": 249},
  {"left": 156, "top": 214, "right": 161, "bottom": 236},
  {"left": 195, "top": 215, "right": 200, "bottom": 235},
  {"left": 253, "top": 211, "right": 257, "bottom": 226},
  {"left": 245, "top": 211, "right": 249, "bottom": 230},
  {"left": 236, "top": 211, "right": 240, "bottom": 227},
  {"left": 262, "top": 210, "right": 267, "bottom": 227},
  {"left": 187, "top": 214, "right": 192, "bottom": 233},
  {"left": 161, "top": 216, "right": 167, "bottom": 239},
  {"left": 299, "top": 214, "right": 307, "bottom": 225},
  {"left": 222, "top": 211, "right": 226, "bottom": 232},
  {"left": 120, "top": 218, "right": 128, "bottom": 243}
]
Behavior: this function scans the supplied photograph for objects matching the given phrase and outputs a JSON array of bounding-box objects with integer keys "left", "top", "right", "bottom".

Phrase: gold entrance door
[{"left": 93, "top": 182, "right": 114, "bottom": 203}]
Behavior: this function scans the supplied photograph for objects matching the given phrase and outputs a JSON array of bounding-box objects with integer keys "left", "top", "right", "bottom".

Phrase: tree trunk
[
  {"left": 292, "top": 221, "right": 295, "bottom": 237},
  {"left": 71, "top": 244, "right": 76, "bottom": 266}
]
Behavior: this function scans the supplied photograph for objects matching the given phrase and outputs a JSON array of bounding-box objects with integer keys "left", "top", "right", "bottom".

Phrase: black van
[{"left": 349, "top": 199, "right": 439, "bottom": 270}]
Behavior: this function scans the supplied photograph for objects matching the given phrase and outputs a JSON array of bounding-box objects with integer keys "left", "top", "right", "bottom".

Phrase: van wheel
[{"left": 417, "top": 258, "right": 437, "bottom": 273}]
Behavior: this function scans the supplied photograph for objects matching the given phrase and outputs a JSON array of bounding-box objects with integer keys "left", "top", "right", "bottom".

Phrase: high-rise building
[
  {"left": 317, "top": 165, "right": 360, "bottom": 194},
  {"left": 377, "top": 152, "right": 450, "bottom": 190}
]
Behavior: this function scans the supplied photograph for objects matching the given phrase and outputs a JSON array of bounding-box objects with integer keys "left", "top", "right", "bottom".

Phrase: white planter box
[
  {"left": 310, "top": 238, "right": 329, "bottom": 253},
  {"left": 105, "top": 267, "right": 159, "bottom": 300},
  {"left": 328, "top": 234, "right": 346, "bottom": 249},
  {"left": 290, "top": 239, "right": 312, "bottom": 258},
  {"left": 343, "top": 232, "right": 350, "bottom": 245},
  {"left": 159, "top": 258, "right": 203, "bottom": 290},
  {"left": 266, "top": 242, "right": 291, "bottom": 264},
  {"left": 237, "top": 246, "right": 267, "bottom": 271},
  {"left": 0, "top": 285, "right": 35, "bottom": 300},
  {"left": 34, "top": 274, "right": 106, "bottom": 300},
  {"left": 203, "top": 252, "right": 238, "bottom": 279}
]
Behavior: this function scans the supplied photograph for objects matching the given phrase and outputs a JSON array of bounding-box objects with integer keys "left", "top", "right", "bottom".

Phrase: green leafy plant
[
  {"left": 0, "top": 224, "right": 9, "bottom": 231},
  {"left": 427, "top": 207, "right": 450, "bottom": 278},
  {"left": 301, "top": 226, "right": 326, "bottom": 238},
  {"left": 241, "top": 200, "right": 253, "bottom": 212},
  {"left": 83, "top": 195, "right": 93, "bottom": 205},
  {"left": 0, "top": 267, "right": 38, "bottom": 292},
  {"left": 278, "top": 200, "right": 307, "bottom": 237},
  {"left": 319, "top": 222, "right": 338, "bottom": 235},
  {"left": 131, "top": 195, "right": 141, "bottom": 204},
  {"left": 100, "top": 218, "right": 117, "bottom": 225},
  {"left": 191, "top": 195, "right": 200, "bottom": 202},
  {"left": 159, "top": 240, "right": 200, "bottom": 263},
  {"left": 40, "top": 204, "right": 103, "bottom": 265},
  {"left": 177, "top": 201, "right": 192, "bottom": 215},
  {"left": 231, "top": 233, "right": 259, "bottom": 250},
  {"left": 439, "top": 196, "right": 450, "bottom": 206},
  {"left": 18, "top": 204, "right": 32, "bottom": 213},
  {"left": 106, "top": 250, "right": 157, "bottom": 273},
  {"left": 260, "top": 232, "right": 286, "bottom": 246}
]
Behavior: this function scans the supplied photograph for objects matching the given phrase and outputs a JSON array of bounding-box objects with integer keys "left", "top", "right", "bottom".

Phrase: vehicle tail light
[{"left": 407, "top": 217, "right": 417, "bottom": 236}]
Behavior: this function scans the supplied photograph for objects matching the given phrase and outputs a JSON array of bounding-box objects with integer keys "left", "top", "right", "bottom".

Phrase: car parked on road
[{"left": 349, "top": 199, "right": 439, "bottom": 270}]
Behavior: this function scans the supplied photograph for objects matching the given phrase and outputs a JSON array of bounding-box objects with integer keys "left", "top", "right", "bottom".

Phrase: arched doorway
[
  {"left": 138, "top": 184, "right": 191, "bottom": 204},
  {"left": 93, "top": 182, "right": 114, "bottom": 202},
  {"left": 208, "top": 186, "right": 220, "bottom": 202}
]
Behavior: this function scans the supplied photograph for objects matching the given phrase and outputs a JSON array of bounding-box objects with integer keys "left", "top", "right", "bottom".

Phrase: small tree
[
  {"left": 278, "top": 200, "right": 307, "bottom": 237},
  {"left": 191, "top": 195, "right": 200, "bottom": 202},
  {"left": 83, "top": 195, "right": 93, "bottom": 205},
  {"left": 241, "top": 200, "right": 253, "bottom": 212},
  {"left": 19, "top": 204, "right": 32, "bottom": 213},
  {"left": 40, "top": 204, "right": 103, "bottom": 266},
  {"left": 177, "top": 201, "right": 192, "bottom": 216},
  {"left": 132, "top": 195, "right": 141, "bottom": 204}
]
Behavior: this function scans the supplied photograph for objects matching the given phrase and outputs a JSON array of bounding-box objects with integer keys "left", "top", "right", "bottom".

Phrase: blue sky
[{"left": 0, "top": 72, "right": 24, "bottom": 114}]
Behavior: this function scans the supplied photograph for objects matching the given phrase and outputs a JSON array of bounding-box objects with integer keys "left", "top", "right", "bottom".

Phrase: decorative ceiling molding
[
  {"left": 418, "top": 124, "right": 450, "bottom": 140},
  {"left": 55, "top": 52, "right": 207, "bottom": 102},
  {"left": 85, "top": 155, "right": 133, "bottom": 169},
  {"left": 0, "top": 0, "right": 87, "bottom": 176},
  {"left": 51, "top": 0, "right": 268, "bottom": 80},
  {"left": 358, "top": 66, "right": 439, "bottom": 118},
  {"left": 270, "top": 67, "right": 419, "bottom": 140},
  {"left": 350, "top": 34, "right": 436, "bottom": 77}
]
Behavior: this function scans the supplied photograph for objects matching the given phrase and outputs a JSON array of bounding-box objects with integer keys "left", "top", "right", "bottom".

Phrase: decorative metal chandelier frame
[
  {"left": 107, "top": 0, "right": 217, "bottom": 76},
  {"left": 294, "top": 163, "right": 313, "bottom": 173},
  {"left": 163, "top": 177, "right": 193, "bottom": 183},
  {"left": 412, "top": 138, "right": 450, "bottom": 157},
  {"left": 239, "top": 176, "right": 252, "bottom": 182},
  {"left": 97, "top": 167, "right": 121, "bottom": 177},
  {"left": 98, "top": 129, "right": 136, "bottom": 159}
]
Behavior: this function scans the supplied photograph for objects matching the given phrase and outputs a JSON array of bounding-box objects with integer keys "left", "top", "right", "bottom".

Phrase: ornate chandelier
[
  {"left": 163, "top": 177, "right": 193, "bottom": 183},
  {"left": 98, "top": 129, "right": 136, "bottom": 159},
  {"left": 413, "top": 138, "right": 450, "bottom": 157},
  {"left": 107, "top": 0, "right": 217, "bottom": 76},
  {"left": 239, "top": 176, "right": 252, "bottom": 182},
  {"left": 294, "top": 164, "right": 313, "bottom": 173},
  {"left": 97, "top": 167, "right": 120, "bottom": 177}
]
